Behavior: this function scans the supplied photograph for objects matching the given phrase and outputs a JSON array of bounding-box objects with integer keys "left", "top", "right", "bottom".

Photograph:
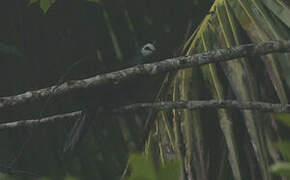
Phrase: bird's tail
[{"left": 63, "top": 107, "right": 101, "bottom": 152}]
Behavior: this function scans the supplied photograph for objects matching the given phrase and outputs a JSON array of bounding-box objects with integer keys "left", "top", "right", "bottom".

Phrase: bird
[
  {"left": 63, "top": 43, "right": 157, "bottom": 152},
  {"left": 128, "top": 43, "right": 156, "bottom": 65}
]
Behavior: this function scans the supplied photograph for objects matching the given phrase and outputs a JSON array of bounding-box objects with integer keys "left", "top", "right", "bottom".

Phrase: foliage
[
  {"left": 126, "top": 153, "right": 180, "bottom": 180},
  {"left": 35, "top": 175, "right": 79, "bottom": 180},
  {"left": 29, "top": 0, "right": 56, "bottom": 13},
  {"left": 271, "top": 162, "right": 290, "bottom": 178},
  {"left": 169, "top": 0, "right": 290, "bottom": 179},
  {"left": 275, "top": 113, "right": 290, "bottom": 128},
  {"left": 270, "top": 114, "right": 290, "bottom": 178}
]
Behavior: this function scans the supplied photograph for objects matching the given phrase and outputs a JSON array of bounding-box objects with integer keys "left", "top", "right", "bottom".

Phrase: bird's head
[
  {"left": 140, "top": 43, "right": 156, "bottom": 58},
  {"left": 123, "top": 42, "right": 158, "bottom": 67}
]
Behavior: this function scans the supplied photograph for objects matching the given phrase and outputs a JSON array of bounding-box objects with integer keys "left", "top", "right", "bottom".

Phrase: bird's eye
[{"left": 144, "top": 46, "right": 151, "bottom": 51}]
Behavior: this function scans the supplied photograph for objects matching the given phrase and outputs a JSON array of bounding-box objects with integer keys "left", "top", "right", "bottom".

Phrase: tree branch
[
  {"left": 0, "top": 100, "right": 288, "bottom": 130},
  {"left": 0, "top": 111, "right": 81, "bottom": 130},
  {"left": 0, "top": 40, "right": 290, "bottom": 110},
  {"left": 114, "top": 100, "right": 289, "bottom": 112}
]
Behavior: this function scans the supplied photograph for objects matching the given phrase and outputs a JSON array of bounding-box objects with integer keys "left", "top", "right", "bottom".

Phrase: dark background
[{"left": 0, "top": 0, "right": 212, "bottom": 179}]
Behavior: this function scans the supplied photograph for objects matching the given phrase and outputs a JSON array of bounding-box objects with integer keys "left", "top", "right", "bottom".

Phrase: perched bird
[
  {"left": 63, "top": 43, "right": 157, "bottom": 152},
  {"left": 128, "top": 43, "right": 156, "bottom": 66}
]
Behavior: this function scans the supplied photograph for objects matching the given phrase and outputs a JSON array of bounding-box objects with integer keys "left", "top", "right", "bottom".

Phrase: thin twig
[
  {"left": 0, "top": 100, "right": 288, "bottom": 130},
  {"left": 0, "top": 164, "right": 41, "bottom": 177},
  {"left": 0, "top": 111, "right": 81, "bottom": 130},
  {"left": 114, "top": 100, "right": 289, "bottom": 112}
]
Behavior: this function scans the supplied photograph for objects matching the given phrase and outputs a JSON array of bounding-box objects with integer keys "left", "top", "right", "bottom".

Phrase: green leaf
[
  {"left": 157, "top": 160, "right": 181, "bottom": 180},
  {"left": 64, "top": 175, "right": 79, "bottom": 180},
  {"left": 87, "top": 0, "right": 100, "bottom": 3},
  {"left": 40, "top": 0, "right": 55, "bottom": 13},
  {"left": 262, "top": 0, "right": 290, "bottom": 30},
  {"left": 36, "top": 177, "right": 51, "bottom": 180},
  {"left": 29, "top": 0, "right": 39, "bottom": 4},
  {"left": 127, "top": 153, "right": 157, "bottom": 180},
  {"left": 274, "top": 113, "right": 290, "bottom": 128},
  {"left": 270, "top": 162, "right": 290, "bottom": 177},
  {"left": 0, "top": 42, "right": 23, "bottom": 57},
  {"left": 273, "top": 141, "right": 290, "bottom": 160}
]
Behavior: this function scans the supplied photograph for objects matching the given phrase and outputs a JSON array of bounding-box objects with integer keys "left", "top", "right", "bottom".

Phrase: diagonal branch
[
  {"left": 0, "top": 111, "right": 81, "bottom": 130},
  {"left": 0, "top": 100, "right": 289, "bottom": 130},
  {"left": 0, "top": 40, "right": 290, "bottom": 110}
]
